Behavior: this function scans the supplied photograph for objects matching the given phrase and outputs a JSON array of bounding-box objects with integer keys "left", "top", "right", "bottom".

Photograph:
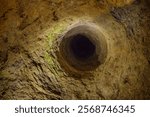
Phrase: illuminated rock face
[{"left": 0, "top": 0, "right": 150, "bottom": 99}]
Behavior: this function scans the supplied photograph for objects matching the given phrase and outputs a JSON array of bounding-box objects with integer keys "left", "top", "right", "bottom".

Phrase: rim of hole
[{"left": 57, "top": 24, "right": 107, "bottom": 72}]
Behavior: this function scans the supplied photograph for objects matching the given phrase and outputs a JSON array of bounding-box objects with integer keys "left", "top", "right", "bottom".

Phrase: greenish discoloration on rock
[
  {"left": 44, "top": 21, "right": 70, "bottom": 65},
  {"left": 44, "top": 52, "right": 54, "bottom": 65},
  {"left": 47, "top": 21, "right": 69, "bottom": 46},
  {"left": 44, "top": 20, "right": 74, "bottom": 76}
]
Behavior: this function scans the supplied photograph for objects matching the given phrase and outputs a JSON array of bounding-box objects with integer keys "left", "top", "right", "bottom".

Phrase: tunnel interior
[
  {"left": 58, "top": 25, "right": 107, "bottom": 71},
  {"left": 70, "top": 34, "right": 96, "bottom": 60}
]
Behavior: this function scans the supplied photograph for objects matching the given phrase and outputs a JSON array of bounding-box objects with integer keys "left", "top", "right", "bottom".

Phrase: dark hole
[{"left": 70, "top": 34, "right": 96, "bottom": 60}]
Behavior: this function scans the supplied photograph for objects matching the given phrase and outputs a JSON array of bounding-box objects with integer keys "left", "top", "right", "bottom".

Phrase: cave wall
[{"left": 0, "top": 0, "right": 150, "bottom": 99}]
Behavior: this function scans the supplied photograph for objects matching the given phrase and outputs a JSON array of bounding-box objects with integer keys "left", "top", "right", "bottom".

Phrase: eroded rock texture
[{"left": 0, "top": 0, "right": 150, "bottom": 99}]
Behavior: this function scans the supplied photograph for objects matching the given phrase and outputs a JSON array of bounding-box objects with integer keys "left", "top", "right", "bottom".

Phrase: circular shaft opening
[{"left": 57, "top": 24, "right": 107, "bottom": 71}]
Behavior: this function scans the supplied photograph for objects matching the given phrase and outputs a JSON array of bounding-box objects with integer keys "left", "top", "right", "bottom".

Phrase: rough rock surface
[{"left": 0, "top": 0, "right": 150, "bottom": 99}]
